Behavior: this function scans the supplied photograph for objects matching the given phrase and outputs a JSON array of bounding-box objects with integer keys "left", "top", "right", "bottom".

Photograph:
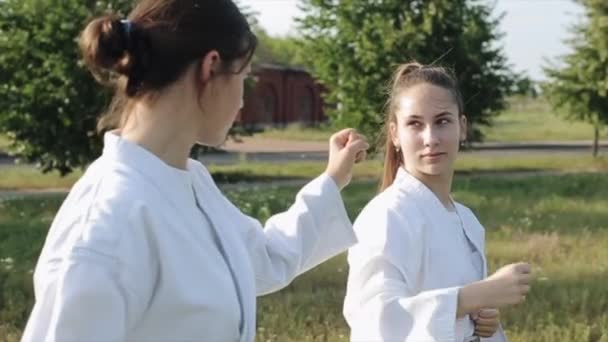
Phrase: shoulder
[
  {"left": 188, "top": 158, "right": 214, "bottom": 183},
  {"left": 56, "top": 157, "right": 161, "bottom": 258},
  {"left": 353, "top": 183, "right": 425, "bottom": 247}
]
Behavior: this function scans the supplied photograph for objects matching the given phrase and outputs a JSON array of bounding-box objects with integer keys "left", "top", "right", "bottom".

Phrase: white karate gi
[
  {"left": 343, "top": 168, "right": 507, "bottom": 342},
  {"left": 22, "top": 131, "right": 356, "bottom": 342}
]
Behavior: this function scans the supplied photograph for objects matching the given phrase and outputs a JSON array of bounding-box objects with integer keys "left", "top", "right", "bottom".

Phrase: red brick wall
[{"left": 238, "top": 66, "right": 326, "bottom": 128}]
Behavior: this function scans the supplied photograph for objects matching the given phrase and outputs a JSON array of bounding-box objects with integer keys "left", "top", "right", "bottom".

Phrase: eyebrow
[
  {"left": 405, "top": 111, "right": 456, "bottom": 119},
  {"left": 435, "top": 111, "right": 455, "bottom": 118}
]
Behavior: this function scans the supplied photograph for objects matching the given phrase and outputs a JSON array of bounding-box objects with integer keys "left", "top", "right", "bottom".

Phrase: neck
[
  {"left": 409, "top": 168, "right": 455, "bottom": 210},
  {"left": 121, "top": 97, "right": 196, "bottom": 170}
]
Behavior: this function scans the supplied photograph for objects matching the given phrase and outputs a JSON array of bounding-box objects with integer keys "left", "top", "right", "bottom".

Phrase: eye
[
  {"left": 437, "top": 118, "right": 451, "bottom": 125},
  {"left": 407, "top": 121, "right": 421, "bottom": 127}
]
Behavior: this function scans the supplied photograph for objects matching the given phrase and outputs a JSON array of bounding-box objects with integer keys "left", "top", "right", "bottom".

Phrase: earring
[{"left": 395, "top": 146, "right": 401, "bottom": 153}]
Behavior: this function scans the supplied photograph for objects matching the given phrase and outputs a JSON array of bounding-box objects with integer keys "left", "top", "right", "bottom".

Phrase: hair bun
[{"left": 79, "top": 14, "right": 133, "bottom": 81}]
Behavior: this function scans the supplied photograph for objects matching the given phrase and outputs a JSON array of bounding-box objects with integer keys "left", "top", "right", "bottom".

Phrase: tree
[
  {"left": 0, "top": 0, "right": 261, "bottom": 173},
  {"left": 233, "top": 0, "right": 309, "bottom": 69},
  {"left": 511, "top": 74, "right": 538, "bottom": 99},
  {"left": 297, "top": 0, "right": 515, "bottom": 144},
  {"left": 0, "top": 0, "right": 131, "bottom": 174},
  {"left": 252, "top": 28, "right": 309, "bottom": 69},
  {"left": 543, "top": 0, "right": 607, "bottom": 157}
]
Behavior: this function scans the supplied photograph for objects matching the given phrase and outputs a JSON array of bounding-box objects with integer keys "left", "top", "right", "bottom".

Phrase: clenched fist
[{"left": 325, "top": 128, "right": 369, "bottom": 190}]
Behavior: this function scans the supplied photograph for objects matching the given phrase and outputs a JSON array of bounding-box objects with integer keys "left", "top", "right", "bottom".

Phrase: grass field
[
  {"left": 482, "top": 98, "right": 608, "bottom": 142},
  {"left": 0, "top": 135, "right": 10, "bottom": 152},
  {"left": 252, "top": 98, "right": 608, "bottom": 143},
  {"left": 254, "top": 123, "right": 335, "bottom": 142},
  {"left": 1, "top": 154, "right": 607, "bottom": 191},
  {"left": 0, "top": 172, "right": 607, "bottom": 341}
]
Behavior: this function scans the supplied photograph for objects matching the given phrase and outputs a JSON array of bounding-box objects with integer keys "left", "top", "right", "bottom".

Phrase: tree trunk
[{"left": 592, "top": 125, "right": 599, "bottom": 157}]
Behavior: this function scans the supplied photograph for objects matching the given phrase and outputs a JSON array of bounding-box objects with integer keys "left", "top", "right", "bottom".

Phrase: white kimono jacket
[
  {"left": 343, "top": 168, "right": 507, "bottom": 342},
  {"left": 22, "top": 132, "right": 356, "bottom": 342}
]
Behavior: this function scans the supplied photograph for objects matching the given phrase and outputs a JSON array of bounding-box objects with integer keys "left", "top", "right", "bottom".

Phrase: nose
[{"left": 422, "top": 125, "right": 439, "bottom": 148}]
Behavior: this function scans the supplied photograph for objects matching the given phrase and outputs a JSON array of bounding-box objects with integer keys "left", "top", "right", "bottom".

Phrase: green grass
[
  {"left": 0, "top": 166, "right": 83, "bottom": 190},
  {"left": 250, "top": 98, "right": 608, "bottom": 143},
  {"left": 455, "top": 154, "right": 608, "bottom": 174},
  {"left": 2, "top": 154, "right": 608, "bottom": 191},
  {"left": 254, "top": 123, "right": 334, "bottom": 141},
  {"left": 0, "top": 135, "right": 10, "bottom": 152},
  {"left": 254, "top": 174, "right": 608, "bottom": 341},
  {"left": 0, "top": 161, "right": 378, "bottom": 190},
  {"left": 481, "top": 98, "right": 608, "bottom": 142},
  {"left": 0, "top": 173, "right": 607, "bottom": 341}
]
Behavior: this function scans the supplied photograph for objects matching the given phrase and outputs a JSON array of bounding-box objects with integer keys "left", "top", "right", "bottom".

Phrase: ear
[
  {"left": 199, "top": 50, "right": 222, "bottom": 83},
  {"left": 389, "top": 121, "right": 400, "bottom": 149},
  {"left": 459, "top": 115, "right": 468, "bottom": 142}
]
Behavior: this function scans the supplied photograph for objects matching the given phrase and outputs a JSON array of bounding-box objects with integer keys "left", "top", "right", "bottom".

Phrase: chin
[
  {"left": 195, "top": 130, "right": 230, "bottom": 148},
  {"left": 194, "top": 137, "right": 223, "bottom": 148},
  {"left": 419, "top": 164, "right": 449, "bottom": 176}
]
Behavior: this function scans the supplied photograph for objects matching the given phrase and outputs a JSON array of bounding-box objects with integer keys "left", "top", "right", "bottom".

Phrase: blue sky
[{"left": 240, "top": 0, "right": 585, "bottom": 81}]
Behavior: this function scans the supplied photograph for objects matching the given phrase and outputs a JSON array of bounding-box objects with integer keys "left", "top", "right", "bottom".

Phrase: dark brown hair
[
  {"left": 379, "top": 62, "right": 464, "bottom": 192},
  {"left": 79, "top": 0, "right": 257, "bottom": 132}
]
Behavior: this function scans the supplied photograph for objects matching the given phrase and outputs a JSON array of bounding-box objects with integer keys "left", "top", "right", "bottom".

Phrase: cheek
[
  {"left": 234, "top": 81, "right": 245, "bottom": 109},
  {"left": 445, "top": 125, "right": 462, "bottom": 144},
  {"left": 399, "top": 131, "right": 420, "bottom": 158},
  {"left": 438, "top": 126, "right": 461, "bottom": 154},
  {"left": 400, "top": 129, "right": 422, "bottom": 147},
  {"left": 432, "top": 123, "right": 456, "bottom": 138},
  {"left": 221, "top": 84, "right": 240, "bottom": 114},
  {"left": 236, "top": 77, "right": 245, "bottom": 97}
]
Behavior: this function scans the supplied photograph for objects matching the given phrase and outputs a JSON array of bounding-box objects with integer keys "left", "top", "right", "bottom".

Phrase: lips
[{"left": 421, "top": 152, "right": 446, "bottom": 158}]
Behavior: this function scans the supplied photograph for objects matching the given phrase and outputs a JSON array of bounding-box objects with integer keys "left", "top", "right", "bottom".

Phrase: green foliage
[
  {"left": 511, "top": 75, "right": 538, "bottom": 98},
  {"left": 543, "top": 0, "right": 608, "bottom": 154},
  {"left": 298, "top": 0, "right": 516, "bottom": 143},
  {"left": 0, "top": 0, "right": 257, "bottom": 175},
  {"left": 0, "top": 0, "right": 132, "bottom": 175},
  {"left": 252, "top": 28, "right": 309, "bottom": 69}
]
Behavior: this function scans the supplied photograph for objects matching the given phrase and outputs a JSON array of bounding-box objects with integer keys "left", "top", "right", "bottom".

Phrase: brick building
[{"left": 237, "top": 64, "right": 327, "bottom": 129}]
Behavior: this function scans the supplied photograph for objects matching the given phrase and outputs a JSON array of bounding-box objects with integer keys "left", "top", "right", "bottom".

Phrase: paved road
[
  {"left": 207, "top": 142, "right": 608, "bottom": 164},
  {"left": 1, "top": 141, "right": 607, "bottom": 166}
]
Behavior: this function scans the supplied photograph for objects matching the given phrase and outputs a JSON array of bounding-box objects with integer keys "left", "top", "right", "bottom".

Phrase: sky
[{"left": 239, "top": 0, "right": 586, "bottom": 81}]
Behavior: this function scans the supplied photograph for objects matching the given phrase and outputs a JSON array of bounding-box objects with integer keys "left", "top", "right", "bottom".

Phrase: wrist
[
  {"left": 324, "top": 170, "right": 344, "bottom": 190},
  {"left": 457, "top": 282, "right": 488, "bottom": 317}
]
